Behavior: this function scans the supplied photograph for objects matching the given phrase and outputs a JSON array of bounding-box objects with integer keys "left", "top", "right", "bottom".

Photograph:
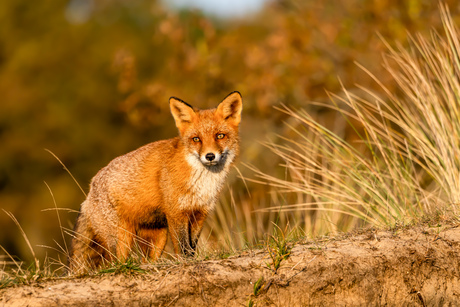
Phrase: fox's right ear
[{"left": 170, "top": 97, "right": 196, "bottom": 132}]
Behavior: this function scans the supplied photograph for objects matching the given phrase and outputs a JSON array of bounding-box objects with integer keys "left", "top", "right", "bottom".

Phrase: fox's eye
[
  {"left": 192, "top": 137, "right": 201, "bottom": 142},
  {"left": 216, "top": 133, "right": 225, "bottom": 139}
]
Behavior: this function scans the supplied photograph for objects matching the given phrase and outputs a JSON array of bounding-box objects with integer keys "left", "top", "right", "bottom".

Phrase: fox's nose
[{"left": 205, "top": 153, "right": 215, "bottom": 161}]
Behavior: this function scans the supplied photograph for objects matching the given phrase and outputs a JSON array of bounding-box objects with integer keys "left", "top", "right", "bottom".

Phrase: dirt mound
[{"left": 2, "top": 223, "right": 460, "bottom": 306}]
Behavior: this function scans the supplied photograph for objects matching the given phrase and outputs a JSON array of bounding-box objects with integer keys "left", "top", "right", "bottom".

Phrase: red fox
[{"left": 69, "top": 92, "right": 243, "bottom": 272}]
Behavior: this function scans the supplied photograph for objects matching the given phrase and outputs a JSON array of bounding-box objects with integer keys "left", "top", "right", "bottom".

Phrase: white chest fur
[{"left": 178, "top": 154, "right": 230, "bottom": 210}]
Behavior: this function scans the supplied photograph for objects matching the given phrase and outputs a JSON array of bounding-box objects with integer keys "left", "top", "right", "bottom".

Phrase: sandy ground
[{"left": 2, "top": 222, "right": 460, "bottom": 306}]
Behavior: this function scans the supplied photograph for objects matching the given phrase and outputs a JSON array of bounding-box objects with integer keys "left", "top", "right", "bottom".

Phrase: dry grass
[{"left": 249, "top": 4, "right": 460, "bottom": 235}]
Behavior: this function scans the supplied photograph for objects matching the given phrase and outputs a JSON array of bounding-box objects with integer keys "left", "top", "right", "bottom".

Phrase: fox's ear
[
  {"left": 217, "top": 91, "right": 243, "bottom": 126},
  {"left": 170, "top": 97, "right": 196, "bottom": 131}
]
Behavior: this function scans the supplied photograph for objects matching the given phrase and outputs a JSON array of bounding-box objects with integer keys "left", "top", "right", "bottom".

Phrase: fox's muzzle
[{"left": 201, "top": 152, "right": 221, "bottom": 166}]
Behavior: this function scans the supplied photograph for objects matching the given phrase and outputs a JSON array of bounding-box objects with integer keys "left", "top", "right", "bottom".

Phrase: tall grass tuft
[{"left": 250, "top": 4, "right": 460, "bottom": 233}]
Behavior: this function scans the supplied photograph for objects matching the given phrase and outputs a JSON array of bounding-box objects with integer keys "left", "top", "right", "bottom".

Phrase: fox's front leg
[
  {"left": 168, "top": 211, "right": 208, "bottom": 257},
  {"left": 189, "top": 211, "right": 207, "bottom": 252},
  {"left": 168, "top": 214, "right": 193, "bottom": 256}
]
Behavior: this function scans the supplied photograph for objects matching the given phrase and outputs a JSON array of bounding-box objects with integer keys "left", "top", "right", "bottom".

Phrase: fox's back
[
  {"left": 81, "top": 139, "right": 177, "bottom": 230},
  {"left": 88, "top": 138, "right": 181, "bottom": 195}
]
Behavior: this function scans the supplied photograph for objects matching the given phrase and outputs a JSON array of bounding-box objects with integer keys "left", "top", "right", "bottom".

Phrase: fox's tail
[{"left": 68, "top": 203, "right": 108, "bottom": 273}]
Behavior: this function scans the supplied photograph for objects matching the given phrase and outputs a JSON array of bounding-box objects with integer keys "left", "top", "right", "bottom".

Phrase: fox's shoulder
[{"left": 139, "top": 137, "right": 183, "bottom": 160}]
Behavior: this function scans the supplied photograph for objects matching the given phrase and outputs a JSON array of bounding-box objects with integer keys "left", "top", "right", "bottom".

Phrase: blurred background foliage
[{"left": 1, "top": 0, "right": 459, "bottom": 263}]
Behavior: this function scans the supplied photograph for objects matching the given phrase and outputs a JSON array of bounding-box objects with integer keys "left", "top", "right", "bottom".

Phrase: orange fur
[{"left": 69, "top": 92, "right": 243, "bottom": 272}]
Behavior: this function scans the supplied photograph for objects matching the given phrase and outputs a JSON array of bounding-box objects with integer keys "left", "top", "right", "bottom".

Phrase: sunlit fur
[{"left": 69, "top": 92, "right": 242, "bottom": 272}]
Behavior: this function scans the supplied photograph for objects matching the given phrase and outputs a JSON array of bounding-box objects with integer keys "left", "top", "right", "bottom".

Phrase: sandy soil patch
[{"left": 2, "top": 223, "right": 460, "bottom": 306}]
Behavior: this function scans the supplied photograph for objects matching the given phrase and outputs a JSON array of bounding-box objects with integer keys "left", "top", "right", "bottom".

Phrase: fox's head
[{"left": 169, "top": 92, "right": 243, "bottom": 170}]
